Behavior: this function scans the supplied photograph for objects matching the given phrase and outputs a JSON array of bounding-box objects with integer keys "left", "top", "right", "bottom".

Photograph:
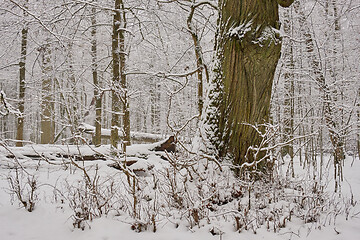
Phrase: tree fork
[{"left": 186, "top": 1, "right": 214, "bottom": 117}]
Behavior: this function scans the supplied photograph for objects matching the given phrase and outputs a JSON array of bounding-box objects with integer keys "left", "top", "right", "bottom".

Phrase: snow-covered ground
[{"left": 0, "top": 144, "right": 359, "bottom": 240}]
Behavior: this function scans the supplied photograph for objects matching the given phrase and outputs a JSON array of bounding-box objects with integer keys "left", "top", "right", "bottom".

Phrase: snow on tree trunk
[
  {"left": 294, "top": 1, "right": 345, "bottom": 191},
  {"left": 206, "top": 0, "right": 294, "bottom": 174},
  {"left": 111, "top": 0, "right": 130, "bottom": 150},
  {"left": 91, "top": 5, "right": 102, "bottom": 147},
  {"left": 16, "top": 0, "right": 28, "bottom": 147}
]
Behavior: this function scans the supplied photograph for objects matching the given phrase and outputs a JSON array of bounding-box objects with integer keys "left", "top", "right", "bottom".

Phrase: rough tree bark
[{"left": 206, "top": 0, "right": 294, "bottom": 173}]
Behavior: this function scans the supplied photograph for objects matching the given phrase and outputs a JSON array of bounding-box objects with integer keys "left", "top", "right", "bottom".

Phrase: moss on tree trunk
[{"left": 207, "top": 0, "right": 293, "bottom": 173}]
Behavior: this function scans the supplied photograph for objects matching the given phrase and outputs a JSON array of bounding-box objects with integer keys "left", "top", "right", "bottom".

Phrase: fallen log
[
  {"left": 79, "top": 123, "right": 166, "bottom": 144},
  {"left": 1, "top": 136, "right": 175, "bottom": 174},
  {"left": 0, "top": 144, "right": 108, "bottom": 162},
  {"left": 153, "top": 136, "right": 176, "bottom": 153},
  {"left": 55, "top": 153, "right": 106, "bottom": 161}
]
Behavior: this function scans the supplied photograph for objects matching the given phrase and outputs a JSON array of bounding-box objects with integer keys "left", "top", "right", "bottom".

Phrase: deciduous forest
[{"left": 0, "top": 1, "right": 359, "bottom": 239}]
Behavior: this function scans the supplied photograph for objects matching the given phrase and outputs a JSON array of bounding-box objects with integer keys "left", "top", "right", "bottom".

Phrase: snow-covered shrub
[
  {"left": 66, "top": 165, "right": 118, "bottom": 230},
  {"left": 7, "top": 166, "right": 38, "bottom": 212},
  {"left": 124, "top": 146, "right": 357, "bottom": 235}
]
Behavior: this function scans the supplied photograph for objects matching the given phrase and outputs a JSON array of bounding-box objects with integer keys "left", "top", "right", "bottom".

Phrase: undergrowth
[{"left": 3, "top": 147, "right": 358, "bottom": 236}]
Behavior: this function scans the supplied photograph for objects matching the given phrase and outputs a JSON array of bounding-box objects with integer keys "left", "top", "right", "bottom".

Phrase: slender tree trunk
[
  {"left": 119, "top": 4, "right": 131, "bottom": 147},
  {"left": 282, "top": 7, "right": 295, "bottom": 177},
  {"left": 357, "top": 88, "right": 360, "bottom": 158},
  {"left": 66, "top": 43, "right": 80, "bottom": 143},
  {"left": 186, "top": 3, "right": 210, "bottom": 117},
  {"left": 111, "top": 0, "right": 130, "bottom": 149},
  {"left": 40, "top": 42, "right": 55, "bottom": 144},
  {"left": 207, "top": 0, "right": 294, "bottom": 173},
  {"left": 150, "top": 79, "right": 160, "bottom": 133},
  {"left": 91, "top": 6, "right": 102, "bottom": 147},
  {"left": 294, "top": 1, "right": 344, "bottom": 191},
  {"left": 111, "top": 0, "right": 121, "bottom": 149},
  {"left": 16, "top": 1, "right": 28, "bottom": 147},
  {"left": 0, "top": 88, "right": 7, "bottom": 138}
]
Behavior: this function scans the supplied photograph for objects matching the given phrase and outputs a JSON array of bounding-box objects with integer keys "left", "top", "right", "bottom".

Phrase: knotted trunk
[{"left": 206, "top": 0, "right": 294, "bottom": 173}]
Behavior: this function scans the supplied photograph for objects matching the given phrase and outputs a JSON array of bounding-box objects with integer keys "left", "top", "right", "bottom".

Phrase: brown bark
[
  {"left": 91, "top": 6, "right": 102, "bottom": 147},
  {"left": 111, "top": 0, "right": 130, "bottom": 150},
  {"left": 277, "top": 0, "right": 295, "bottom": 8},
  {"left": 16, "top": 1, "right": 28, "bottom": 147},
  {"left": 186, "top": 3, "right": 210, "bottom": 117},
  {"left": 120, "top": 8, "right": 131, "bottom": 147},
  {"left": 111, "top": 0, "right": 122, "bottom": 149},
  {"left": 40, "top": 41, "right": 54, "bottom": 144},
  {"left": 153, "top": 136, "right": 176, "bottom": 152},
  {"left": 208, "top": 0, "right": 293, "bottom": 172}
]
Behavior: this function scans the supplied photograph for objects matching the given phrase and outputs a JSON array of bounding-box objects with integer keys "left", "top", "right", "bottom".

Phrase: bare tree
[
  {"left": 39, "top": 40, "right": 55, "bottom": 144},
  {"left": 15, "top": 0, "right": 29, "bottom": 147},
  {"left": 111, "top": 0, "right": 130, "bottom": 150},
  {"left": 91, "top": 4, "right": 102, "bottom": 147},
  {"left": 294, "top": 1, "right": 345, "bottom": 191}
]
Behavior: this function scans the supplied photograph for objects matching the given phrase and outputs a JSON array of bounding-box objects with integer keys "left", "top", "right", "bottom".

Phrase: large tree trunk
[
  {"left": 16, "top": 1, "right": 28, "bottom": 147},
  {"left": 206, "top": 0, "right": 294, "bottom": 172}
]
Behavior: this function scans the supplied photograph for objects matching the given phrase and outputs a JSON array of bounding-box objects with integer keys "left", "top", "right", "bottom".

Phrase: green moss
[{"left": 207, "top": 0, "right": 292, "bottom": 174}]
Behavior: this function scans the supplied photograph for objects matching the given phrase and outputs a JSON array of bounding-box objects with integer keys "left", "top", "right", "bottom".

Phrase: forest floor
[{"left": 0, "top": 143, "right": 359, "bottom": 240}]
